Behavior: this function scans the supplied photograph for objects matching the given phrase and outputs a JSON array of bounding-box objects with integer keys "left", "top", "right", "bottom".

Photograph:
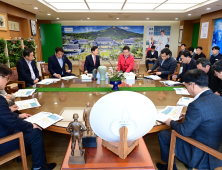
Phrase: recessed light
[
  {"left": 87, "top": 18, "right": 90, "bottom": 20},
  {"left": 116, "top": 18, "right": 119, "bottom": 20},
  {"left": 47, "top": 13, "right": 51, "bottom": 15},
  {"left": 56, "top": 18, "right": 59, "bottom": 20},
  {"left": 175, "top": 18, "right": 178, "bottom": 20},
  {"left": 54, "top": 102, "right": 57, "bottom": 104},
  {"left": 146, "top": 18, "right": 149, "bottom": 20},
  {"left": 34, "top": 7, "right": 38, "bottom": 9},
  {"left": 188, "top": 14, "right": 191, "bottom": 16},
  {"left": 206, "top": 8, "right": 211, "bottom": 10}
]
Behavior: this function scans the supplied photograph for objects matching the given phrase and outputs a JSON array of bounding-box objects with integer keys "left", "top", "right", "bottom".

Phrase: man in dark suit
[
  {"left": 176, "top": 44, "right": 186, "bottom": 62},
  {"left": 194, "top": 46, "right": 206, "bottom": 60},
  {"left": 213, "top": 60, "right": 222, "bottom": 96},
  {"left": 145, "top": 45, "right": 158, "bottom": 71},
  {"left": 84, "top": 46, "right": 100, "bottom": 74},
  {"left": 173, "top": 50, "right": 196, "bottom": 80},
  {"left": 48, "top": 47, "right": 74, "bottom": 78},
  {"left": 0, "top": 64, "right": 56, "bottom": 170},
  {"left": 196, "top": 58, "right": 221, "bottom": 94},
  {"left": 17, "top": 48, "right": 39, "bottom": 88},
  {"left": 147, "top": 48, "right": 177, "bottom": 80},
  {"left": 210, "top": 46, "right": 222, "bottom": 65},
  {"left": 188, "top": 47, "right": 196, "bottom": 59},
  {"left": 157, "top": 69, "right": 222, "bottom": 170}
]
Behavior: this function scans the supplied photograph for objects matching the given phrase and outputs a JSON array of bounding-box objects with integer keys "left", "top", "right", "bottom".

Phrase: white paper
[
  {"left": 177, "top": 97, "right": 194, "bottom": 107},
  {"left": 200, "top": 22, "right": 209, "bottom": 39},
  {"left": 174, "top": 88, "right": 190, "bottom": 95},
  {"left": 61, "top": 76, "right": 78, "bottom": 80},
  {"left": 15, "top": 98, "right": 41, "bottom": 110},
  {"left": 81, "top": 74, "right": 92, "bottom": 80},
  {"left": 157, "top": 106, "right": 183, "bottom": 122},
  {"left": 25, "top": 112, "right": 63, "bottom": 129},
  {"left": 144, "top": 75, "right": 161, "bottom": 80},
  {"left": 14, "top": 89, "right": 36, "bottom": 97},
  {"left": 36, "top": 78, "right": 60, "bottom": 85},
  {"left": 160, "top": 80, "right": 182, "bottom": 86}
]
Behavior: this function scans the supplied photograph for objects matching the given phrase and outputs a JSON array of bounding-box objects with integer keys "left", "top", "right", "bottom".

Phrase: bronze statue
[
  {"left": 66, "top": 113, "right": 86, "bottom": 156},
  {"left": 83, "top": 102, "right": 93, "bottom": 136}
]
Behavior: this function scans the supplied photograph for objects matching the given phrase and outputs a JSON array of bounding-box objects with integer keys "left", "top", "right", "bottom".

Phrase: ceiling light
[
  {"left": 188, "top": 14, "right": 191, "bottom": 16},
  {"left": 49, "top": 3, "right": 88, "bottom": 9},
  {"left": 34, "top": 7, "right": 38, "bottom": 9},
  {"left": 175, "top": 18, "right": 178, "bottom": 20},
  {"left": 87, "top": 18, "right": 90, "bottom": 19},
  {"left": 123, "top": 4, "right": 159, "bottom": 10},
  {"left": 47, "top": 13, "right": 51, "bottom": 15},
  {"left": 56, "top": 18, "right": 59, "bottom": 19},
  {"left": 156, "top": 4, "right": 195, "bottom": 10},
  {"left": 206, "top": 7, "right": 211, "bottom": 10},
  {"left": 116, "top": 18, "right": 119, "bottom": 20},
  {"left": 146, "top": 18, "right": 149, "bottom": 20},
  {"left": 54, "top": 102, "right": 57, "bottom": 104},
  {"left": 88, "top": 3, "right": 122, "bottom": 9}
]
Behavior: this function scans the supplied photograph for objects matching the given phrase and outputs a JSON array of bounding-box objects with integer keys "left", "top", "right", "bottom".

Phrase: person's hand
[
  {"left": 54, "top": 74, "right": 61, "bottom": 79},
  {"left": 172, "top": 75, "right": 178, "bottom": 79},
  {"left": 156, "top": 72, "right": 162, "bottom": 75},
  {"left": 33, "top": 123, "right": 42, "bottom": 131},
  {"left": 9, "top": 104, "right": 19, "bottom": 112},
  {"left": 164, "top": 118, "right": 172, "bottom": 126},
  {"left": 19, "top": 113, "right": 32, "bottom": 119},
  {"left": 5, "top": 95, "right": 12, "bottom": 100},
  {"left": 159, "top": 42, "right": 162, "bottom": 44},
  {"left": 146, "top": 58, "right": 149, "bottom": 60},
  {"left": 66, "top": 70, "right": 71, "bottom": 73},
  {"left": 215, "top": 92, "right": 220, "bottom": 96},
  {"left": 147, "top": 70, "right": 152, "bottom": 73},
  {"left": 34, "top": 79, "right": 39, "bottom": 84},
  {"left": 84, "top": 71, "right": 88, "bottom": 74},
  {"left": 179, "top": 112, "right": 186, "bottom": 119}
]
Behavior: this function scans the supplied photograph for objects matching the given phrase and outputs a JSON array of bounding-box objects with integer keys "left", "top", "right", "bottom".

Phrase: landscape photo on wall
[{"left": 61, "top": 26, "right": 144, "bottom": 61}]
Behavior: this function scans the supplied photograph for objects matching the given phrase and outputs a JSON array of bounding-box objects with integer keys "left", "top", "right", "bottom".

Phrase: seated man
[
  {"left": 210, "top": 46, "right": 222, "bottom": 65},
  {"left": 17, "top": 48, "right": 39, "bottom": 88},
  {"left": 157, "top": 69, "right": 222, "bottom": 170},
  {"left": 196, "top": 58, "right": 221, "bottom": 94},
  {"left": 188, "top": 47, "right": 196, "bottom": 59},
  {"left": 0, "top": 64, "right": 56, "bottom": 170},
  {"left": 173, "top": 50, "right": 196, "bottom": 80},
  {"left": 147, "top": 48, "right": 177, "bottom": 80},
  {"left": 117, "top": 46, "right": 134, "bottom": 73},
  {"left": 213, "top": 59, "right": 222, "bottom": 96},
  {"left": 194, "top": 46, "right": 206, "bottom": 60},
  {"left": 176, "top": 44, "right": 186, "bottom": 62},
  {"left": 145, "top": 45, "right": 158, "bottom": 71},
  {"left": 84, "top": 46, "right": 100, "bottom": 74},
  {"left": 48, "top": 47, "right": 74, "bottom": 78}
]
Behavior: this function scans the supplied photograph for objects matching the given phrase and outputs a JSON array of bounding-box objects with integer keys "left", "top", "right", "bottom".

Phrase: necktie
[{"left": 94, "top": 56, "right": 96, "bottom": 65}]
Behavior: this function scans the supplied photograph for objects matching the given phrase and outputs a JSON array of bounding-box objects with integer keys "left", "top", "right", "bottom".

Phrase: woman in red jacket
[{"left": 117, "top": 46, "right": 134, "bottom": 73}]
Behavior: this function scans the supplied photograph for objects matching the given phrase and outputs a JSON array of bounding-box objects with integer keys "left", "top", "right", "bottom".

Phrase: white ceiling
[{"left": 2, "top": 0, "right": 222, "bottom": 21}]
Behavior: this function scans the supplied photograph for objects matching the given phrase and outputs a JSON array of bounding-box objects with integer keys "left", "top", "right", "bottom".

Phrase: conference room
[{"left": 1, "top": 0, "right": 222, "bottom": 170}]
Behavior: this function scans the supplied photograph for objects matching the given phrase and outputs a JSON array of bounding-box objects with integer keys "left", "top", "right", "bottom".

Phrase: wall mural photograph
[
  {"left": 61, "top": 26, "right": 144, "bottom": 61},
  {"left": 211, "top": 18, "right": 222, "bottom": 55}
]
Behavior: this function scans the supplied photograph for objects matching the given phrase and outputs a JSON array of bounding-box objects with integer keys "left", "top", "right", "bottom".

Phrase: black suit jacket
[
  {"left": 208, "top": 66, "right": 221, "bottom": 93},
  {"left": 178, "top": 59, "right": 196, "bottom": 79},
  {"left": 17, "top": 58, "right": 39, "bottom": 88},
  {"left": 84, "top": 55, "right": 100, "bottom": 73},
  {"left": 48, "top": 54, "right": 72, "bottom": 76},
  {"left": 0, "top": 96, "right": 33, "bottom": 156},
  {"left": 194, "top": 52, "right": 206, "bottom": 60},
  {"left": 210, "top": 53, "right": 222, "bottom": 65},
  {"left": 146, "top": 50, "right": 158, "bottom": 60},
  {"left": 176, "top": 50, "right": 183, "bottom": 62}
]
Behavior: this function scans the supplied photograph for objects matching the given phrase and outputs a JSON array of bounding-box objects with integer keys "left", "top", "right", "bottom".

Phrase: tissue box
[{"left": 124, "top": 73, "right": 136, "bottom": 80}]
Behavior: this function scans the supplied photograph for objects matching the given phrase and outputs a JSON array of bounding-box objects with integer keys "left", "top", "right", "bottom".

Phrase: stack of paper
[
  {"left": 177, "top": 97, "right": 194, "bottom": 107},
  {"left": 81, "top": 74, "right": 92, "bottom": 80},
  {"left": 160, "top": 80, "right": 183, "bottom": 86},
  {"left": 144, "top": 75, "right": 161, "bottom": 80},
  {"left": 15, "top": 98, "right": 41, "bottom": 110},
  {"left": 37, "top": 78, "right": 60, "bottom": 85},
  {"left": 61, "top": 76, "right": 78, "bottom": 80},
  {"left": 25, "top": 112, "right": 63, "bottom": 129},
  {"left": 14, "top": 89, "right": 36, "bottom": 97},
  {"left": 157, "top": 106, "right": 183, "bottom": 122},
  {"left": 174, "top": 88, "right": 190, "bottom": 95}
]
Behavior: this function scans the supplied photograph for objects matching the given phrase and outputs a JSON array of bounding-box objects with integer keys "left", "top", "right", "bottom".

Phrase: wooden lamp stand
[{"left": 102, "top": 126, "right": 139, "bottom": 159}]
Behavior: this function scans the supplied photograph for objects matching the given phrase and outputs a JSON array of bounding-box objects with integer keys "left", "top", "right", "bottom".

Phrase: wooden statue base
[
  {"left": 102, "top": 126, "right": 139, "bottom": 159},
  {"left": 68, "top": 150, "right": 86, "bottom": 164},
  {"left": 83, "top": 131, "right": 97, "bottom": 148}
]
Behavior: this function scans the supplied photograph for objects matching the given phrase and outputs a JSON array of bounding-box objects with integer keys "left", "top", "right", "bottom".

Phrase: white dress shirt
[
  {"left": 24, "top": 59, "right": 36, "bottom": 80},
  {"left": 194, "top": 89, "right": 210, "bottom": 100}
]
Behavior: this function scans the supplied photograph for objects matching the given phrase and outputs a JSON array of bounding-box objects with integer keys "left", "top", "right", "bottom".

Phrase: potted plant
[
  {"left": 108, "top": 67, "right": 124, "bottom": 91},
  {"left": 7, "top": 40, "right": 23, "bottom": 68},
  {"left": 0, "top": 38, "right": 8, "bottom": 65}
]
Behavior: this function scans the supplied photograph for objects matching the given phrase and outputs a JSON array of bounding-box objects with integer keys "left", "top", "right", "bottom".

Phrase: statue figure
[
  {"left": 66, "top": 113, "right": 86, "bottom": 156},
  {"left": 83, "top": 102, "right": 92, "bottom": 136}
]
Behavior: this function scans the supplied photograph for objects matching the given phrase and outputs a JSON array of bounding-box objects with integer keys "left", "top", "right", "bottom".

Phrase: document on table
[
  {"left": 81, "top": 74, "right": 92, "bottom": 80},
  {"left": 157, "top": 106, "right": 183, "bottom": 122},
  {"left": 143, "top": 75, "right": 161, "bottom": 80},
  {"left": 25, "top": 112, "right": 63, "bottom": 129},
  {"left": 160, "top": 80, "right": 183, "bottom": 86},
  {"left": 177, "top": 97, "right": 194, "bottom": 107},
  {"left": 15, "top": 98, "right": 41, "bottom": 110},
  {"left": 37, "top": 78, "right": 60, "bottom": 85},
  {"left": 174, "top": 88, "right": 190, "bottom": 95},
  {"left": 14, "top": 89, "right": 36, "bottom": 97},
  {"left": 61, "top": 76, "right": 78, "bottom": 80}
]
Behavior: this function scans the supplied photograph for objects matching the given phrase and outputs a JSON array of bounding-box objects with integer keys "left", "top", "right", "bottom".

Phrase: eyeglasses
[{"left": 1, "top": 76, "right": 10, "bottom": 82}]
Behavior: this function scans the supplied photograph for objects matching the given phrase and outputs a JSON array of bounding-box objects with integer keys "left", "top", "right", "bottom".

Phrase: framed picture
[
  {"left": 0, "top": 12, "right": 8, "bottom": 31},
  {"left": 30, "top": 20, "right": 36, "bottom": 36},
  {"left": 8, "top": 21, "right": 20, "bottom": 31}
]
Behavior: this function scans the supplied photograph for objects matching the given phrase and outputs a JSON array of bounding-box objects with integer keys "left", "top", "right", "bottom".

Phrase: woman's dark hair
[{"left": 0, "top": 64, "right": 12, "bottom": 77}]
